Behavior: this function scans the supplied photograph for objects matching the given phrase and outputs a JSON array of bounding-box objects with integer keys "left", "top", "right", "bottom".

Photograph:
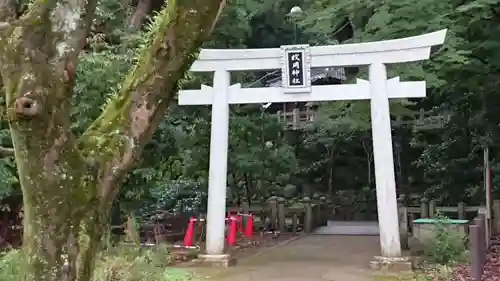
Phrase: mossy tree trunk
[{"left": 0, "top": 1, "right": 226, "bottom": 281}]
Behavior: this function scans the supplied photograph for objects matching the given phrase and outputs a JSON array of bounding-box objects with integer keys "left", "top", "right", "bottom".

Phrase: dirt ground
[{"left": 182, "top": 235, "right": 383, "bottom": 281}]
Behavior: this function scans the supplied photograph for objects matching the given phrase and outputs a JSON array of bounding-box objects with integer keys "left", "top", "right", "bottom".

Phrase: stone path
[{"left": 192, "top": 235, "right": 382, "bottom": 281}]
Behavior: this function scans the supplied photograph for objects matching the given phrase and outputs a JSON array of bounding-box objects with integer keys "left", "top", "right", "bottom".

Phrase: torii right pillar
[
  {"left": 363, "top": 30, "right": 448, "bottom": 271},
  {"left": 368, "top": 62, "right": 413, "bottom": 271}
]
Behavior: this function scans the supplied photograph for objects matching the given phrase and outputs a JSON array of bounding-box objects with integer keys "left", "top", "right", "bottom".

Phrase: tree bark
[
  {"left": 0, "top": 1, "right": 226, "bottom": 281},
  {"left": 326, "top": 146, "right": 336, "bottom": 194},
  {"left": 0, "top": 0, "right": 18, "bottom": 21},
  {"left": 362, "top": 138, "right": 373, "bottom": 184}
]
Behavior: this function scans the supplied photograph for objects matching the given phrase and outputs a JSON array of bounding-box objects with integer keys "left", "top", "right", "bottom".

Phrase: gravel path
[{"left": 192, "top": 235, "right": 381, "bottom": 281}]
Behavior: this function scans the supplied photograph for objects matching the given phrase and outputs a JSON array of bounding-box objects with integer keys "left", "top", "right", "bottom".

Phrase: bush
[
  {"left": 409, "top": 264, "right": 455, "bottom": 281},
  {"left": 0, "top": 249, "right": 23, "bottom": 281},
  {"left": 422, "top": 214, "right": 468, "bottom": 265},
  {"left": 0, "top": 245, "right": 193, "bottom": 281}
]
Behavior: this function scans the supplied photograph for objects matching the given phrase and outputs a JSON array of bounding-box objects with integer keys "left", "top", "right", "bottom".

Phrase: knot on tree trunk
[{"left": 13, "top": 97, "right": 41, "bottom": 118}]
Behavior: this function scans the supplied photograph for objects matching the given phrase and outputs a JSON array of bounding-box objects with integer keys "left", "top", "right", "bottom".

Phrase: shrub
[
  {"left": 0, "top": 249, "right": 22, "bottom": 281},
  {"left": 422, "top": 214, "right": 468, "bottom": 265},
  {"left": 0, "top": 245, "right": 193, "bottom": 281}
]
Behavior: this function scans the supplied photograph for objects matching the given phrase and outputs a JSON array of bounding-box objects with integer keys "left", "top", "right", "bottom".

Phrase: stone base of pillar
[
  {"left": 369, "top": 256, "right": 413, "bottom": 273},
  {"left": 194, "top": 254, "right": 237, "bottom": 268}
]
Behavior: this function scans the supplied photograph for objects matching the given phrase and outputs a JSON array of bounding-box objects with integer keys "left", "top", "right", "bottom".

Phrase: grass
[
  {"left": 373, "top": 265, "right": 455, "bottom": 281},
  {"left": 0, "top": 244, "right": 195, "bottom": 281}
]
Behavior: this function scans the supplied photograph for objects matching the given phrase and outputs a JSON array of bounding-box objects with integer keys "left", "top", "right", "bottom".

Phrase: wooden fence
[
  {"left": 276, "top": 109, "right": 315, "bottom": 129},
  {"left": 399, "top": 197, "right": 483, "bottom": 243},
  {"left": 398, "top": 197, "right": 500, "bottom": 251},
  {"left": 399, "top": 197, "right": 482, "bottom": 220},
  {"left": 234, "top": 197, "right": 333, "bottom": 234},
  {"left": 111, "top": 197, "right": 333, "bottom": 246},
  {"left": 276, "top": 108, "right": 448, "bottom": 129}
]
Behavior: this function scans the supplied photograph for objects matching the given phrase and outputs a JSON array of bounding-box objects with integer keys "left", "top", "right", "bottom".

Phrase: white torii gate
[{"left": 179, "top": 29, "right": 447, "bottom": 260}]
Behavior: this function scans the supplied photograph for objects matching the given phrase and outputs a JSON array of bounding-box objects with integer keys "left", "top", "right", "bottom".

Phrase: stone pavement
[{"left": 192, "top": 235, "right": 382, "bottom": 281}]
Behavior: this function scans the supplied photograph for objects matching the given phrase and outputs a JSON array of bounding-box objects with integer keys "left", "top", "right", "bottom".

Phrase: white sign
[{"left": 280, "top": 44, "right": 311, "bottom": 93}]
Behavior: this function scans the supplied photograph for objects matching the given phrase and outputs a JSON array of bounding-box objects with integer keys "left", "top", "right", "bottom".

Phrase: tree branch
[
  {"left": 0, "top": 145, "right": 14, "bottom": 156},
  {"left": 127, "top": 0, "right": 152, "bottom": 32},
  {"left": 79, "top": 0, "right": 227, "bottom": 209}
]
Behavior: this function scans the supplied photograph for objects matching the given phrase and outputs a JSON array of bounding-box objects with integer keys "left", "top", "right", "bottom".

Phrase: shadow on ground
[{"left": 184, "top": 235, "right": 384, "bottom": 281}]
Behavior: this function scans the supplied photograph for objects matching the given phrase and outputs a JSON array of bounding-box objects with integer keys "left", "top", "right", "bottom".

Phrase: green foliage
[
  {"left": 93, "top": 246, "right": 192, "bottom": 281},
  {"left": 0, "top": 250, "right": 23, "bottom": 281},
  {"left": 73, "top": 48, "right": 136, "bottom": 135},
  {"left": 94, "top": 0, "right": 133, "bottom": 40},
  {"left": 422, "top": 214, "right": 468, "bottom": 265},
  {"left": 0, "top": 157, "right": 17, "bottom": 200},
  {"left": 296, "top": 0, "right": 500, "bottom": 202},
  {"left": 0, "top": 95, "right": 18, "bottom": 200},
  {"left": 0, "top": 247, "right": 194, "bottom": 281},
  {"left": 228, "top": 107, "right": 298, "bottom": 197},
  {"left": 409, "top": 265, "right": 455, "bottom": 281}
]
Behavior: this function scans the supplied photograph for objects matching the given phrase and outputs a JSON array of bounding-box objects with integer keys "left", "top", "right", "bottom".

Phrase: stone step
[{"left": 313, "top": 221, "right": 379, "bottom": 236}]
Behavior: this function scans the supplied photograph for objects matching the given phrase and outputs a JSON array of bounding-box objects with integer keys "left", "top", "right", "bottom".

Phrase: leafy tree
[{"left": 299, "top": 0, "right": 500, "bottom": 203}]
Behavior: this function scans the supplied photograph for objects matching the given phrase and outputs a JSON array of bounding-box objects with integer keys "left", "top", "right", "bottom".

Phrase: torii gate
[{"left": 179, "top": 29, "right": 447, "bottom": 262}]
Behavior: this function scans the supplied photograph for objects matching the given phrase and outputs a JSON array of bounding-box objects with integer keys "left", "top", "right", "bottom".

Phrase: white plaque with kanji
[{"left": 280, "top": 44, "right": 311, "bottom": 94}]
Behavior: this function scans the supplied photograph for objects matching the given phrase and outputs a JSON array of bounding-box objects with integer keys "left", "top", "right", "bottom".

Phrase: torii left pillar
[{"left": 196, "top": 70, "right": 236, "bottom": 267}]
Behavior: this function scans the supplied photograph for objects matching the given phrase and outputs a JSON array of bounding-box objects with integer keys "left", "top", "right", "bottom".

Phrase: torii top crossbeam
[{"left": 189, "top": 29, "right": 446, "bottom": 71}]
